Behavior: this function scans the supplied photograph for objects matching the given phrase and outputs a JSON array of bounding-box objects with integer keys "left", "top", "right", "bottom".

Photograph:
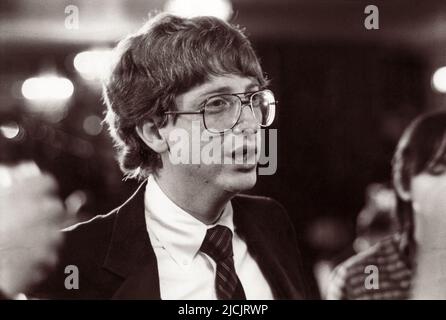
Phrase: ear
[{"left": 136, "top": 120, "right": 169, "bottom": 154}]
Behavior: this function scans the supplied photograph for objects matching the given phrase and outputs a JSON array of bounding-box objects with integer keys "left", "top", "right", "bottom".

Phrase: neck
[
  {"left": 411, "top": 206, "right": 446, "bottom": 299},
  {"left": 412, "top": 227, "right": 446, "bottom": 299},
  {"left": 153, "top": 170, "right": 234, "bottom": 225}
]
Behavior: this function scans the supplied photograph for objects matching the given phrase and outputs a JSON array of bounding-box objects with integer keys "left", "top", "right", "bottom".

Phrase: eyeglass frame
[{"left": 164, "top": 89, "right": 277, "bottom": 134}]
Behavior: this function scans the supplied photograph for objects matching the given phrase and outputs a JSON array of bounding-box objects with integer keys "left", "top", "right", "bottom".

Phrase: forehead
[{"left": 175, "top": 74, "right": 259, "bottom": 110}]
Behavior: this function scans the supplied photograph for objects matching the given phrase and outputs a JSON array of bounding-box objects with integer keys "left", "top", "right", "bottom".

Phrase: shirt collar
[{"left": 144, "top": 175, "right": 234, "bottom": 267}]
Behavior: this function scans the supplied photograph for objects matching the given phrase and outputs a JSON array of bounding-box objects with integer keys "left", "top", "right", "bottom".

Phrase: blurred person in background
[
  {"left": 0, "top": 162, "right": 66, "bottom": 299},
  {"left": 305, "top": 216, "right": 351, "bottom": 299},
  {"left": 352, "top": 183, "right": 398, "bottom": 253},
  {"left": 327, "top": 111, "right": 446, "bottom": 299},
  {"left": 32, "top": 13, "right": 315, "bottom": 300},
  {"left": 309, "top": 184, "right": 398, "bottom": 298}
]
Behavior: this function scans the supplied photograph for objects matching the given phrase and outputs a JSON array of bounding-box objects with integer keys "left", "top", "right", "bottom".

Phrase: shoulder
[
  {"left": 63, "top": 210, "right": 117, "bottom": 245},
  {"left": 232, "top": 194, "right": 318, "bottom": 299},
  {"left": 232, "top": 194, "right": 297, "bottom": 250},
  {"left": 57, "top": 209, "right": 118, "bottom": 265},
  {"left": 31, "top": 207, "right": 126, "bottom": 299},
  {"left": 53, "top": 210, "right": 118, "bottom": 266},
  {"left": 336, "top": 234, "right": 403, "bottom": 276},
  {"left": 232, "top": 193, "right": 282, "bottom": 206},
  {"left": 61, "top": 181, "right": 145, "bottom": 256},
  {"left": 232, "top": 194, "right": 288, "bottom": 219},
  {"left": 327, "top": 234, "right": 410, "bottom": 299},
  {"left": 32, "top": 183, "right": 146, "bottom": 299},
  {"left": 232, "top": 194, "right": 292, "bottom": 231},
  {"left": 30, "top": 211, "right": 119, "bottom": 299}
]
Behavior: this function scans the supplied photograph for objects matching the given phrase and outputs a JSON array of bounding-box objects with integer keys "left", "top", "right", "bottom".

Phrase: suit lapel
[{"left": 102, "top": 180, "right": 161, "bottom": 299}]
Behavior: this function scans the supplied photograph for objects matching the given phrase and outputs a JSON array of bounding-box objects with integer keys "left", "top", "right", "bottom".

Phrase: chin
[{"left": 221, "top": 166, "right": 258, "bottom": 193}]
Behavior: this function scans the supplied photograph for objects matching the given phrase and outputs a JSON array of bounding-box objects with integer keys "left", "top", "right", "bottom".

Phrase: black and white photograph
[{"left": 1, "top": 0, "right": 446, "bottom": 309}]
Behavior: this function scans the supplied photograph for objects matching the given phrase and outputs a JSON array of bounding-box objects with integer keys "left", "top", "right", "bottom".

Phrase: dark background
[{"left": 1, "top": 0, "right": 446, "bottom": 291}]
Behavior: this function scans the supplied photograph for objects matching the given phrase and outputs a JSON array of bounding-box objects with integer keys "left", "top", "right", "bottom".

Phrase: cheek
[{"left": 411, "top": 174, "right": 446, "bottom": 216}]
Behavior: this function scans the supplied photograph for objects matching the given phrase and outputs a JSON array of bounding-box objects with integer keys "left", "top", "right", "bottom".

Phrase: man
[{"left": 33, "top": 13, "right": 312, "bottom": 299}]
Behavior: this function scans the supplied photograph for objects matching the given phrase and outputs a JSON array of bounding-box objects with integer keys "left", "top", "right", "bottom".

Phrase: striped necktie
[{"left": 200, "top": 225, "right": 246, "bottom": 300}]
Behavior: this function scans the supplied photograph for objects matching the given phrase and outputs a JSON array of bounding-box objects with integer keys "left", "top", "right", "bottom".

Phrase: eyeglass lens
[{"left": 204, "top": 90, "right": 276, "bottom": 133}]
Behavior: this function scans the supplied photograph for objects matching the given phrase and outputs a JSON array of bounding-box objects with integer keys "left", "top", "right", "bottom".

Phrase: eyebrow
[
  {"left": 198, "top": 82, "right": 260, "bottom": 99},
  {"left": 199, "top": 86, "right": 233, "bottom": 98},
  {"left": 245, "top": 82, "right": 260, "bottom": 92}
]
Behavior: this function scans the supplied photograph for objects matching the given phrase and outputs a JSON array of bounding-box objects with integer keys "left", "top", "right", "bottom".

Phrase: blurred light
[
  {"left": 21, "top": 75, "right": 72, "bottom": 123},
  {"left": 0, "top": 122, "right": 20, "bottom": 139},
  {"left": 21, "top": 76, "right": 74, "bottom": 101},
  {"left": 74, "top": 49, "right": 113, "bottom": 81},
  {"left": 432, "top": 66, "right": 446, "bottom": 93},
  {"left": 83, "top": 115, "right": 103, "bottom": 136},
  {"left": 164, "top": 0, "right": 233, "bottom": 20}
]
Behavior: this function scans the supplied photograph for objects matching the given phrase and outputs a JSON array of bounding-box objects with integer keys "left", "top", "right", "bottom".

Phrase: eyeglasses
[{"left": 164, "top": 89, "right": 277, "bottom": 134}]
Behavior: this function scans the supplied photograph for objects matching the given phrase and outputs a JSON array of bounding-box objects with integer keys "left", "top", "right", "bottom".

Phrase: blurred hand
[{"left": 0, "top": 162, "right": 66, "bottom": 298}]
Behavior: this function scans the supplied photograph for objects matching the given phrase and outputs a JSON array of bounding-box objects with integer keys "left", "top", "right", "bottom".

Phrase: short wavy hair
[{"left": 103, "top": 13, "right": 267, "bottom": 180}]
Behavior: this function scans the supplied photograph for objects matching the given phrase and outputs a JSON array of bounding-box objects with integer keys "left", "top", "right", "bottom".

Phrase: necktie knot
[{"left": 200, "top": 225, "right": 233, "bottom": 262}]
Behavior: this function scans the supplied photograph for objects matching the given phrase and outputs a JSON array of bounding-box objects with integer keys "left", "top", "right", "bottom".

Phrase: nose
[{"left": 232, "top": 103, "right": 259, "bottom": 135}]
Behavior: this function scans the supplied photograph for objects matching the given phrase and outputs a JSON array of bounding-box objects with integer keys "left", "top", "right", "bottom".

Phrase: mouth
[{"left": 231, "top": 146, "right": 258, "bottom": 165}]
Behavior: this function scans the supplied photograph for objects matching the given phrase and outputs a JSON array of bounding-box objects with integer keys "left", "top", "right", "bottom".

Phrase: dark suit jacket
[{"left": 32, "top": 182, "right": 314, "bottom": 299}]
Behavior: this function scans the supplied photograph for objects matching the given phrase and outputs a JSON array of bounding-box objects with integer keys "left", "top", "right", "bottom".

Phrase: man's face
[{"left": 159, "top": 74, "right": 262, "bottom": 194}]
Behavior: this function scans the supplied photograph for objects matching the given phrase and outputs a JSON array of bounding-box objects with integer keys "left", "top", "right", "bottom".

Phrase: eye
[
  {"left": 251, "top": 93, "right": 265, "bottom": 109},
  {"left": 205, "top": 96, "right": 233, "bottom": 113}
]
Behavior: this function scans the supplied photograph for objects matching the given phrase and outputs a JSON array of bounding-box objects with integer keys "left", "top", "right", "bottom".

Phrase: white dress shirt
[{"left": 144, "top": 175, "right": 274, "bottom": 300}]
